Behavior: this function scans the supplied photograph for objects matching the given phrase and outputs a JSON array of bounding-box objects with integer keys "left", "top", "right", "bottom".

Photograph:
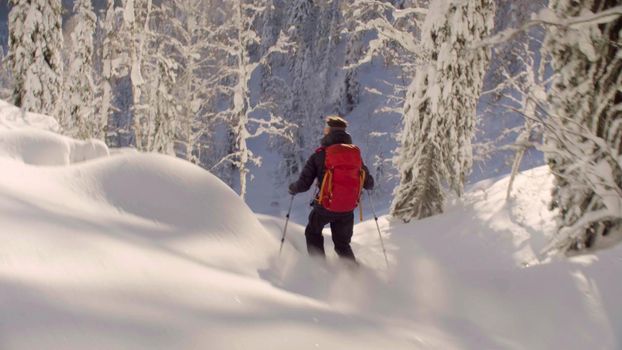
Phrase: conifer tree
[
  {"left": 8, "top": 0, "right": 63, "bottom": 117},
  {"left": 391, "top": 0, "right": 496, "bottom": 222},
  {"left": 544, "top": 0, "right": 622, "bottom": 252}
]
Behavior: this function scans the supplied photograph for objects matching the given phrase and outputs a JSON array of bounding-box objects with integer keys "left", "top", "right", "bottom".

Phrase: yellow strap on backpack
[{"left": 318, "top": 169, "right": 333, "bottom": 204}]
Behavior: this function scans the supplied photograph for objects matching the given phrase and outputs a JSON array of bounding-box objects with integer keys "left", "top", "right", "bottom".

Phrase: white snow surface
[
  {"left": 0, "top": 128, "right": 108, "bottom": 166},
  {"left": 1, "top": 101, "right": 621, "bottom": 349},
  {"left": 0, "top": 99, "right": 59, "bottom": 132}
]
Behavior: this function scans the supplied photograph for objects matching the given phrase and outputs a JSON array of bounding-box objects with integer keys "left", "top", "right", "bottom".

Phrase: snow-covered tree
[
  {"left": 391, "top": 0, "right": 496, "bottom": 222},
  {"left": 8, "top": 0, "right": 64, "bottom": 117},
  {"left": 274, "top": 0, "right": 319, "bottom": 181},
  {"left": 342, "top": 0, "right": 424, "bottom": 69},
  {"left": 260, "top": 0, "right": 424, "bottom": 191},
  {"left": 505, "top": 86, "right": 540, "bottom": 200},
  {"left": 97, "top": 0, "right": 115, "bottom": 144},
  {"left": 208, "top": 0, "right": 292, "bottom": 199},
  {"left": 158, "top": 0, "right": 217, "bottom": 164},
  {"left": 259, "top": 0, "right": 282, "bottom": 53},
  {"left": 0, "top": 49, "right": 12, "bottom": 100},
  {"left": 492, "top": 37, "right": 546, "bottom": 200},
  {"left": 315, "top": 0, "right": 341, "bottom": 105},
  {"left": 142, "top": 52, "right": 178, "bottom": 155},
  {"left": 124, "top": 0, "right": 152, "bottom": 150},
  {"left": 64, "top": 0, "right": 99, "bottom": 139},
  {"left": 472, "top": 0, "right": 547, "bottom": 182},
  {"left": 543, "top": 0, "right": 622, "bottom": 253},
  {"left": 270, "top": 0, "right": 342, "bottom": 183},
  {"left": 339, "top": 0, "right": 426, "bottom": 194},
  {"left": 98, "top": 0, "right": 137, "bottom": 147}
]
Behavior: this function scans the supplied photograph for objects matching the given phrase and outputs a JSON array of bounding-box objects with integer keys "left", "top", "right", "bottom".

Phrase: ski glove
[{"left": 288, "top": 183, "right": 297, "bottom": 195}]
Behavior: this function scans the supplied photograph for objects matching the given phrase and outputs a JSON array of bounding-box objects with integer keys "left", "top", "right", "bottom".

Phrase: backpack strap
[
  {"left": 318, "top": 167, "right": 333, "bottom": 205},
  {"left": 315, "top": 146, "right": 327, "bottom": 204}
]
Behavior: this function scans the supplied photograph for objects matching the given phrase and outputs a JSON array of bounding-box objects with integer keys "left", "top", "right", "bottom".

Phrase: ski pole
[
  {"left": 279, "top": 194, "right": 295, "bottom": 256},
  {"left": 366, "top": 190, "right": 389, "bottom": 269}
]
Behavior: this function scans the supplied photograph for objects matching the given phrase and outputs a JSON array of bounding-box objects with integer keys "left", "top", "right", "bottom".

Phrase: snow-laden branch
[
  {"left": 342, "top": 0, "right": 424, "bottom": 71},
  {"left": 364, "top": 18, "right": 419, "bottom": 53},
  {"left": 394, "top": 7, "right": 427, "bottom": 19},
  {"left": 476, "top": 6, "right": 622, "bottom": 48}
]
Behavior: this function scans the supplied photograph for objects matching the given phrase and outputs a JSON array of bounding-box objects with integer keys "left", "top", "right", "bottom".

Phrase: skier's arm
[
  {"left": 362, "top": 164, "right": 375, "bottom": 190},
  {"left": 289, "top": 154, "right": 319, "bottom": 194}
]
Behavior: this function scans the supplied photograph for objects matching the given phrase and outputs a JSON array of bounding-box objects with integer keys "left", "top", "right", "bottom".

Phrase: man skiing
[{"left": 288, "top": 116, "right": 374, "bottom": 262}]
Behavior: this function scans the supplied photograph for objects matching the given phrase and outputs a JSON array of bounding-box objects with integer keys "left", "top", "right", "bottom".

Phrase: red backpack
[{"left": 317, "top": 144, "right": 365, "bottom": 212}]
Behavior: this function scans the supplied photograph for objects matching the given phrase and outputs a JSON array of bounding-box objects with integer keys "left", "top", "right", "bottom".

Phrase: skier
[{"left": 288, "top": 116, "right": 374, "bottom": 263}]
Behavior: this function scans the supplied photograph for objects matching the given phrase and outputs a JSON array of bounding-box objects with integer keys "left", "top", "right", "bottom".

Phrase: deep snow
[{"left": 1, "top": 101, "right": 621, "bottom": 349}]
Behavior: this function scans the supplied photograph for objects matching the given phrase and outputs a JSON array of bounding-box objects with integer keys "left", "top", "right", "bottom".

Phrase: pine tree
[
  {"left": 391, "top": 0, "right": 496, "bottom": 222},
  {"left": 65, "top": 0, "right": 98, "bottom": 139},
  {"left": 543, "top": 0, "right": 622, "bottom": 252},
  {"left": 8, "top": 0, "right": 64, "bottom": 117}
]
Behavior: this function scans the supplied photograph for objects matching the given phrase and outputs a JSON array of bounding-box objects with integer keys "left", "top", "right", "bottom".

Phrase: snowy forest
[{"left": 2, "top": 0, "right": 619, "bottom": 254}]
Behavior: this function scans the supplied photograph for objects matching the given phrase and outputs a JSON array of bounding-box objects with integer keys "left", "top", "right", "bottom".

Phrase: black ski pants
[{"left": 304, "top": 208, "right": 356, "bottom": 260}]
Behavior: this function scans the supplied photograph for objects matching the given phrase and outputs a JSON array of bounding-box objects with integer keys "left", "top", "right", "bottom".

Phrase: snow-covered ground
[{"left": 1, "top": 102, "right": 620, "bottom": 349}]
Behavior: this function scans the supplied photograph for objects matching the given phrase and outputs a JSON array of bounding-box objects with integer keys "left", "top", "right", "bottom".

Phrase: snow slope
[
  {"left": 0, "top": 102, "right": 421, "bottom": 349},
  {"left": 1, "top": 101, "right": 621, "bottom": 349}
]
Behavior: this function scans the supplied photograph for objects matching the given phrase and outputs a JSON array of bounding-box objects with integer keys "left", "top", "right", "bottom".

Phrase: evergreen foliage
[
  {"left": 8, "top": 0, "right": 64, "bottom": 117},
  {"left": 391, "top": 0, "right": 496, "bottom": 222},
  {"left": 544, "top": 0, "right": 622, "bottom": 253}
]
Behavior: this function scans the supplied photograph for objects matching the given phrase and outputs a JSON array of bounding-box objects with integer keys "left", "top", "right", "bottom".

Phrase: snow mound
[
  {"left": 0, "top": 99, "right": 108, "bottom": 166},
  {"left": 0, "top": 99, "right": 59, "bottom": 132},
  {"left": 0, "top": 151, "right": 278, "bottom": 276},
  {"left": 72, "top": 153, "right": 279, "bottom": 273},
  {"left": 0, "top": 128, "right": 109, "bottom": 166}
]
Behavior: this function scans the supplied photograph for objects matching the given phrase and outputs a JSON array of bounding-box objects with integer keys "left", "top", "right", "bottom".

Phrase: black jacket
[{"left": 289, "top": 130, "right": 374, "bottom": 210}]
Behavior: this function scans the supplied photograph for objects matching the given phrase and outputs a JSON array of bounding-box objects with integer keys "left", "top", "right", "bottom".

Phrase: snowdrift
[
  {"left": 68, "top": 152, "right": 278, "bottom": 274},
  {"left": 0, "top": 145, "right": 277, "bottom": 276},
  {"left": 0, "top": 128, "right": 108, "bottom": 165},
  {"left": 0, "top": 100, "right": 108, "bottom": 165},
  {"left": 0, "top": 99, "right": 59, "bottom": 132},
  {"left": 0, "top": 100, "right": 275, "bottom": 275}
]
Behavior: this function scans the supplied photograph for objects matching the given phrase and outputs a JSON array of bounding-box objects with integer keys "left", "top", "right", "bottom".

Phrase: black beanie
[{"left": 326, "top": 116, "right": 348, "bottom": 129}]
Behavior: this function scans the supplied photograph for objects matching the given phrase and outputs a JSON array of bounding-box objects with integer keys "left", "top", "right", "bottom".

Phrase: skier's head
[{"left": 324, "top": 115, "right": 348, "bottom": 135}]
